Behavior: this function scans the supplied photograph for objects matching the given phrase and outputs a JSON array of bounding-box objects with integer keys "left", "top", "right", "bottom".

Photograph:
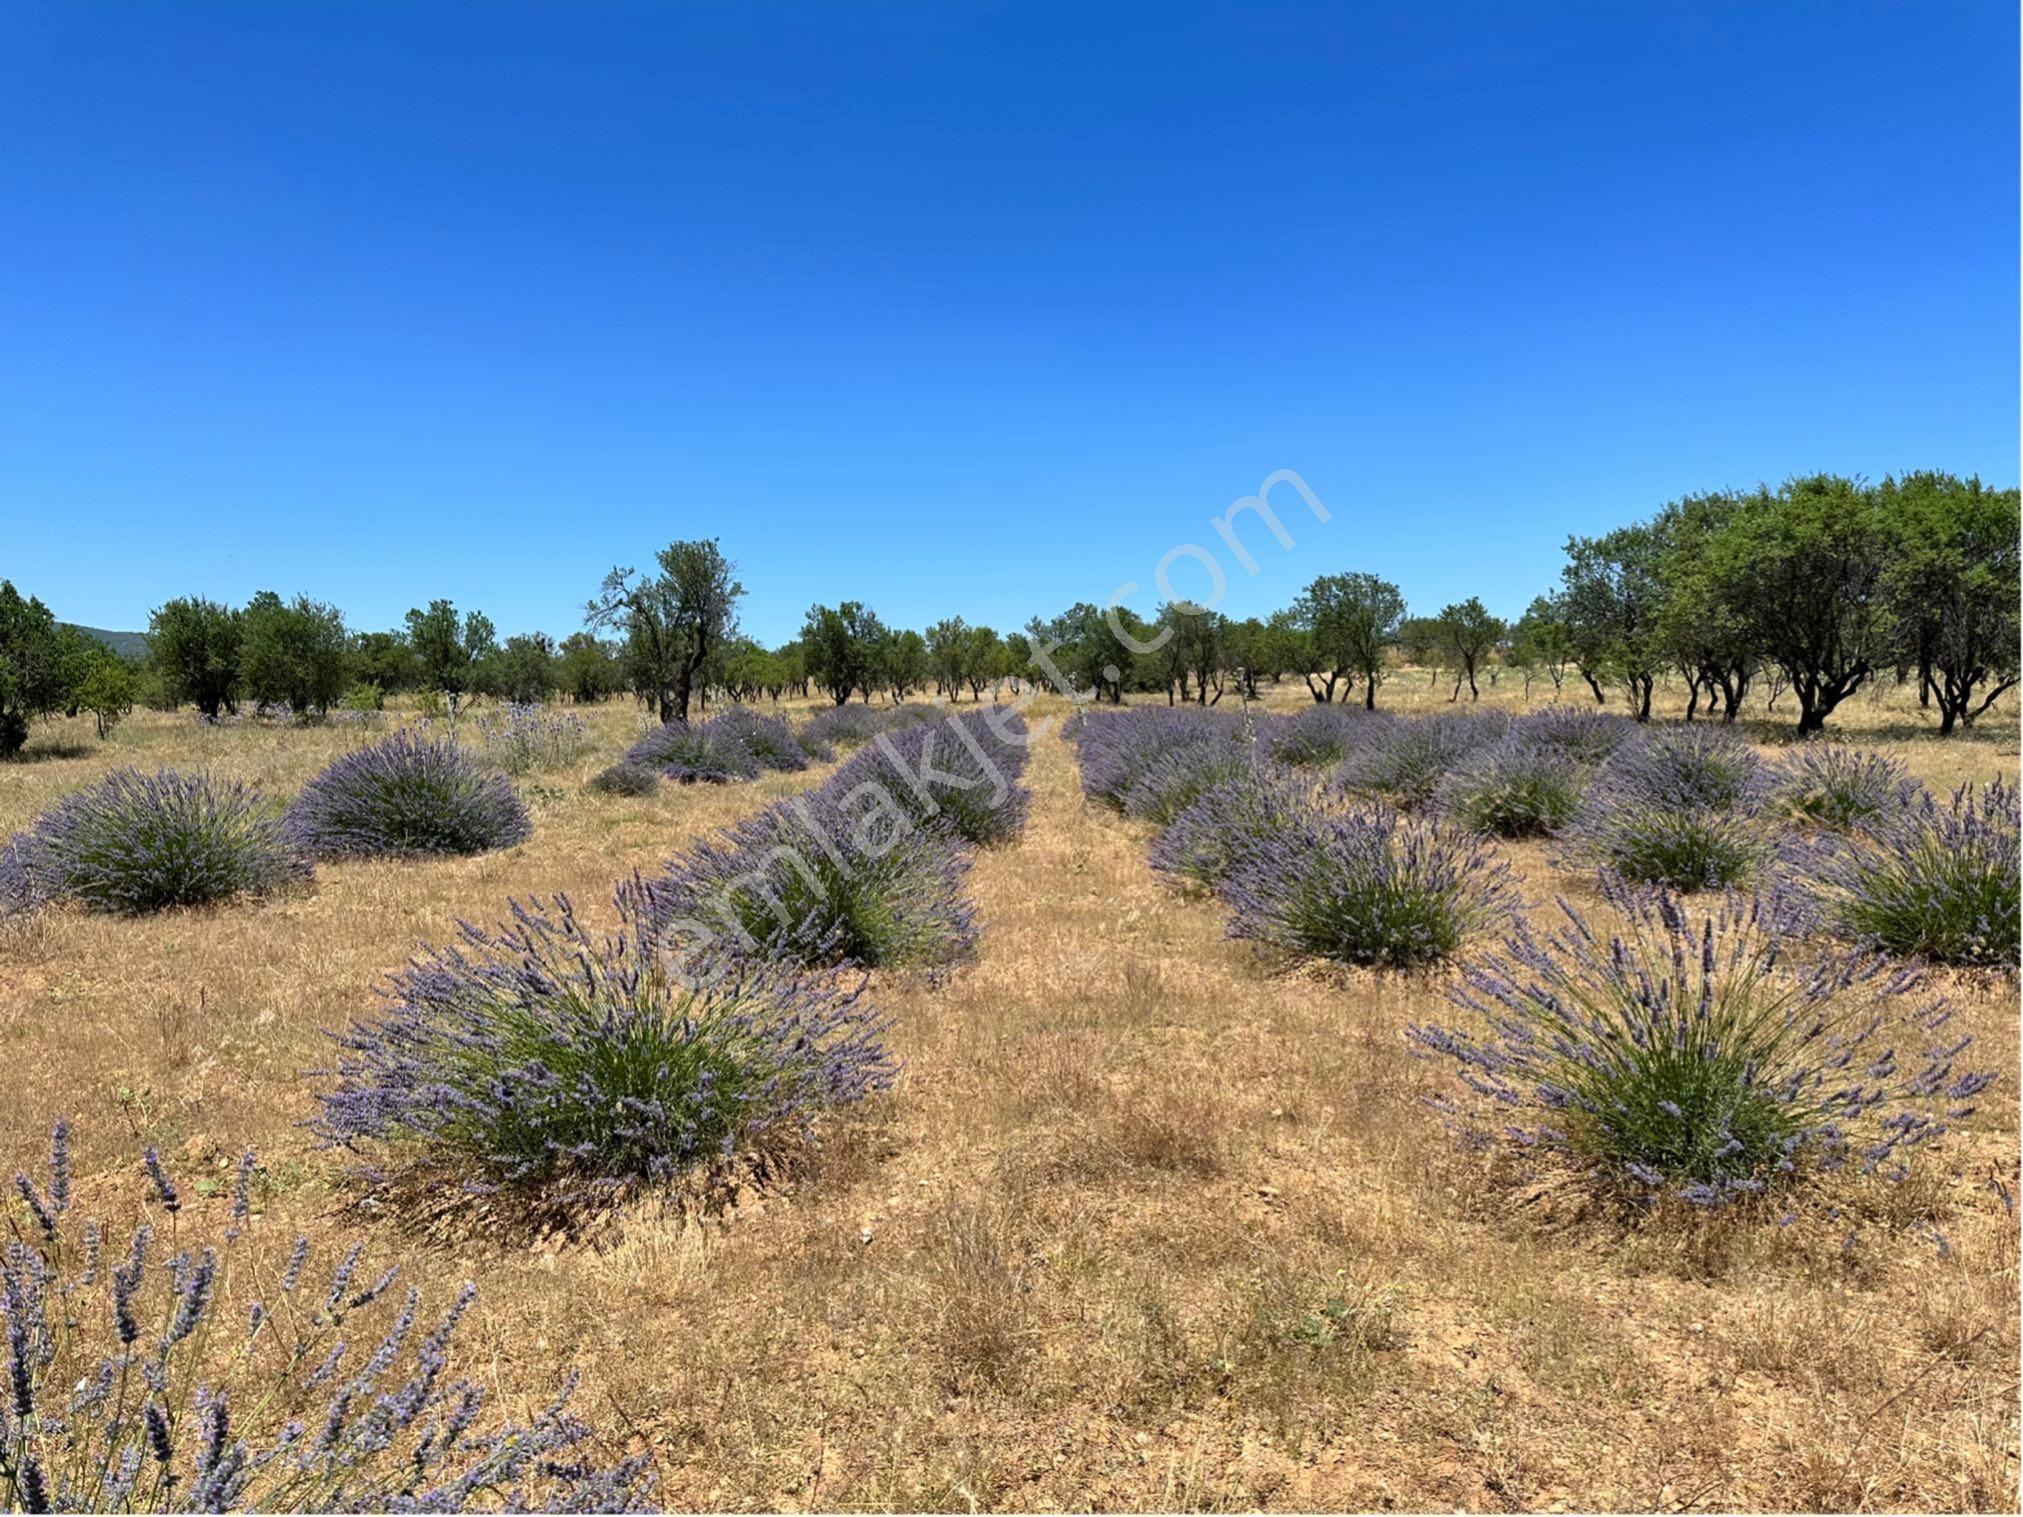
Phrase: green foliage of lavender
[
  {"left": 1265, "top": 706, "right": 1377, "bottom": 769},
  {"left": 317, "top": 892, "right": 894, "bottom": 1189},
  {"left": 0, "top": 769, "right": 308, "bottom": 917},
  {"left": 1220, "top": 801, "right": 1515, "bottom": 968},
  {"left": 1335, "top": 709, "right": 1510, "bottom": 809},
  {"left": 475, "top": 701, "right": 591, "bottom": 776},
  {"left": 283, "top": 732, "right": 531, "bottom": 860},
  {"left": 705, "top": 704, "right": 811, "bottom": 772},
  {"left": 1777, "top": 744, "right": 1921, "bottom": 834},
  {"left": 1433, "top": 737, "right": 1585, "bottom": 838},
  {"left": 1790, "top": 779, "right": 2019, "bottom": 966},
  {"left": 1409, "top": 879, "right": 1992, "bottom": 1207},
  {"left": 622, "top": 718, "right": 761, "bottom": 784},
  {"left": 1148, "top": 765, "right": 1312, "bottom": 892},
  {"left": 1562, "top": 726, "right": 1777, "bottom": 889},
  {"left": 828, "top": 709, "right": 1033, "bottom": 846},
  {"left": 0, "top": 1124, "right": 653, "bottom": 1511},
  {"left": 640, "top": 789, "right": 978, "bottom": 970}
]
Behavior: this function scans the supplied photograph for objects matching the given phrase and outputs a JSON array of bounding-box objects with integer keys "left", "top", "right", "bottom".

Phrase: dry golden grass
[{"left": 0, "top": 674, "right": 2016, "bottom": 1511}]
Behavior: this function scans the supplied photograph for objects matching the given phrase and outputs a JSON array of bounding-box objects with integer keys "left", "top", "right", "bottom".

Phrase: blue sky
[{"left": 3, "top": 2, "right": 2015, "bottom": 644}]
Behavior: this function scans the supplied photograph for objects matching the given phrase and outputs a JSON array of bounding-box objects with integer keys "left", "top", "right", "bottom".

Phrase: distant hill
[{"left": 63, "top": 624, "right": 149, "bottom": 659}]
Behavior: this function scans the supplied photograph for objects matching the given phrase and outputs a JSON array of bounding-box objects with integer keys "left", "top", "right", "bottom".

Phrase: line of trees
[{"left": 1, "top": 471, "right": 2013, "bottom": 756}]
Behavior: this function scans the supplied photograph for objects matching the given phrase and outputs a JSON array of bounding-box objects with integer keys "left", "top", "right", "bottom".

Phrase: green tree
[
  {"left": 1026, "top": 603, "right": 1134, "bottom": 703},
  {"left": 75, "top": 649, "right": 136, "bottom": 738},
  {"left": 240, "top": 591, "right": 350, "bottom": 716},
  {"left": 1651, "top": 493, "right": 1755, "bottom": 722},
  {"left": 491, "top": 632, "right": 559, "bottom": 705},
  {"left": 801, "top": 602, "right": 886, "bottom": 705},
  {"left": 1435, "top": 597, "right": 1505, "bottom": 701},
  {"left": 1295, "top": 572, "right": 1406, "bottom": 709},
  {"left": 1507, "top": 594, "right": 1575, "bottom": 699},
  {"left": 1701, "top": 476, "right": 1894, "bottom": 734},
  {"left": 0, "top": 581, "right": 78, "bottom": 754},
  {"left": 876, "top": 627, "right": 930, "bottom": 701},
  {"left": 1880, "top": 472, "right": 2021, "bottom": 735},
  {"left": 588, "top": 540, "right": 745, "bottom": 723},
  {"left": 147, "top": 596, "right": 244, "bottom": 719},
  {"left": 405, "top": 599, "right": 496, "bottom": 724},
  {"left": 556, "top": 631, "right": 621, "bottom": 703},
  {"left": 926, "top": 617, "right": 974, "bottom": 701},
  {"left": 1559, "top": 523, "right": 1667, "bottom": 718},
  {"left": 351, "top": 629, "right": 419, "bottom": 694}
]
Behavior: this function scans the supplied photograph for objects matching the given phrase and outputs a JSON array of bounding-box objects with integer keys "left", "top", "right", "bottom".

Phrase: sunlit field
[{"left": 1, "top": 672, "right": 2014, "bottom": 1512}]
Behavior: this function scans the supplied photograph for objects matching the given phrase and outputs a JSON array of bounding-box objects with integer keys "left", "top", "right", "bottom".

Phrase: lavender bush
[
  {"left": 1076, "top": 708, "right": 1246, "bottom": 813},
  {"left": 1408, "top": 878, "right": 1993, "bottom": 1207},
  {"left": 1561, "top": 726, "right": 1777, "bottom": 889},
  {"left": 798, "top": 702, "right": 938, "bottom": 756},
  {"left": 622, "top": 719, "right": 761, "bottom": 784},
  {"left": 1336, "top": 710, "right": 1510, "bottom": 809},
  {"left": 589, "top": 761, "right": 660, "bottom": 797},
  {"left": 1507, "top": 705, "right": 1635, "bottom": 765},
  {"left": 1149, "top": 764, "right": 1313, "bottom": 892},
  {"left": 638, "top": 789, "right": 979, "bottom": 970},
  {"left": 1787, "top": 779, "right": 2019, "bottom": 966},
  {"left": 475, "top": 702, "right": 591, "bottom": 776},
  {"left": 827, "top": 709, "right": 1032, "bottom": 846},
  {"left": 706, "top": 705, "right": 810, "bottom": 773},
  {"left": 316, "top": 890, "right": 894, "bottom": 1190},
  {"left": 0, "top": 1123, "right": 653, "bottom": 1511},
  {"left": 0, "top": 769, "right": 308, "bottom": 916},
  {"left": 1222, "top": 801, "right": 1514, "bottom": 967},
  {"left": 1433, "top": 737, "right": 1585, "bottom": 838},
  {"left": 284, "top": 733, "right": 531, "bottom": 860},
  {"left": 1777, "top": 744, "right": 1921, "bottom": 834},
  {"left": 1266, "top": 705, "right": 1374, "bottom": 769}
]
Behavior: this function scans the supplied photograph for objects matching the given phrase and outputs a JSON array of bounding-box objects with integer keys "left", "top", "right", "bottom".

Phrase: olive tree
[{"left": 588, "top": 539, "right": 744, "bottom": 723}]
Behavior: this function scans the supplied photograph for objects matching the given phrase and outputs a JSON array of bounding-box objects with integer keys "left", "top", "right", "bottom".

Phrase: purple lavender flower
[
  {"left": 1220, "top": 799, "right": 1516, "bottom": 968},
  {"left": 1336, "top": 710, "right": 1511, "bottom": 810},
  {"left": 1506, "top": 705, "right": 1636, "bottom": 765},
  {"left": 1149, "top": 762, "right": 1315, "bottom": 892},
  {"left": 1560, "top": 725, "right": 1778, "bottom": 889},
  {"left": 1407, "top": 875, "right": 1990, "bottom": 1207},
  {"left": 1074, "top": 706, "right": 1251, "bottom": 813},
  {"left": 0, "top": 1132, "right": 655, "bottom": 1510},
  {"left": 315, "top": 886, "right": 896, "bottom": 1190},
  {"left": 639, "top": 784, "right": 981, "bottom": 970},
  {"left": 827, "top": 707, "right": 1033, "bottom": 846},
  {"left": 1777, "top": 744, "right": 1923, "bottom": 834},
  {"left": 1783, "top": 778, "right": 2019, "bottom": 966},
  {"left": 1265, "top": 704, "right": 1384, "bottom": 768},
  {"left": 1433, "top": 736, "right": 1586, "bottom": 838},
  {"left": 622, "top": 717, "right": 763, "bottom": 784},
  {"left": 706, "top": 704, "right": 812, "bottom": 772},
  {"left": 0, "top": 769, "right": 309, "bottom": 916},
  {"left": 284, "top": 731, "right": 532, "bottom": 860}
]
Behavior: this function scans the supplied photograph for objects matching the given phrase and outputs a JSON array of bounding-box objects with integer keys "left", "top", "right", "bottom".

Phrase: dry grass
[{"left": 0, "top": 675, "right": 2016, "bottom": 1511}]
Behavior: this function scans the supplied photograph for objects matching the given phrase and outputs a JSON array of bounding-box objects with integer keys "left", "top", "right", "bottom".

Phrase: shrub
[
  {"left": 340, "top": 680, "right": 386, "bottom": 712},
  {"left": 316, "top": 891, "right": 894, "bottom": 1190},
  {"left": 475, "top": 701, "right": 591, "bottom": 776},
  {"left": 621, "top": 718, "right": 761, "bottom": 784},
  {"left": 1434, "top": 737, "right": 1585, "bottom": 838},
  {"left": 1506, "top": 705, "right": 1636, "bottom": 765},
  {"left": 1075, "top": 708, "right": 1245, "bottom": 812},
  {"left": 639, "top": 789, "right": 979, "bottom": 970},
  {"left": 1149, "top": 764, "right": 1313, "bottom": 891},
  {"left": 829, "top": 709, "right": 1032, "bottom": 846},
  {"left": 1336, "top": 710, "right": 1510, "bottom": 809},
  {"left": 1266, "top": 705, "right": 1374, "bottom": 768},
  {"left": 1778, "top": 744, "right": 1920, "bottom": 833},
  {"left": 1221, "top": 801, "right": 1514, "bottom": 967},
  {"left": 1119, "top": 730, "right": 1253, "bottom": 826},
  {"left": 1561, "top": 726, "right": 1777, "bottom": 889},
  {"left": 707, "top": 704, "right": 811, "bottom": 772},
  {"left": 0, "top": 768, "right": 308, "bottom": 916},
  {"left": 0, "top": 1123, "right": 654, "bottom": 1511},
  {"left": 1788, "top": 779, "right": 2019, "bottom": 966},
  {"left": 799, "top": 704, "right": 886, "bottom": 754},
  {"left": 589, "top": 761, "right": 661, "bottom": 797},
  {"left": 284, "top": 733, "right": 532, "bottom": 859},
  {"left": 1408, "top": 877, "right": 1993, "bottom": 1207}
]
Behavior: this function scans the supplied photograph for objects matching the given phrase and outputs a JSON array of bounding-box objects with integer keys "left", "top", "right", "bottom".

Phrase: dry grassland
[{"left": 0, "top": 675, "right": 2016, "bottom": 1511}]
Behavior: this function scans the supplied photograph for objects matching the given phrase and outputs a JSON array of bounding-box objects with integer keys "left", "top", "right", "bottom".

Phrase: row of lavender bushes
[
  {"left": 3, "top": 704, "right": 1038, "bottom": 1507},
  {"left": 1071, "top": 704, "right": 2006, "bottom": 1215},
  {"left": 317, "top": 706, "right": 1033, "bottom": 1195},
  {"left": 595, "top": 700, "right": 946, "bottom": 794},
  {"left": 0, "top": 733, "right": 535, "bottom": 918}
]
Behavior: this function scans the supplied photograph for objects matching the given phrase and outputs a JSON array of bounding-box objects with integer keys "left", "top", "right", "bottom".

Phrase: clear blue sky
[{"left": 4, "top": 2, "right": 2015, "bottom": 644}]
